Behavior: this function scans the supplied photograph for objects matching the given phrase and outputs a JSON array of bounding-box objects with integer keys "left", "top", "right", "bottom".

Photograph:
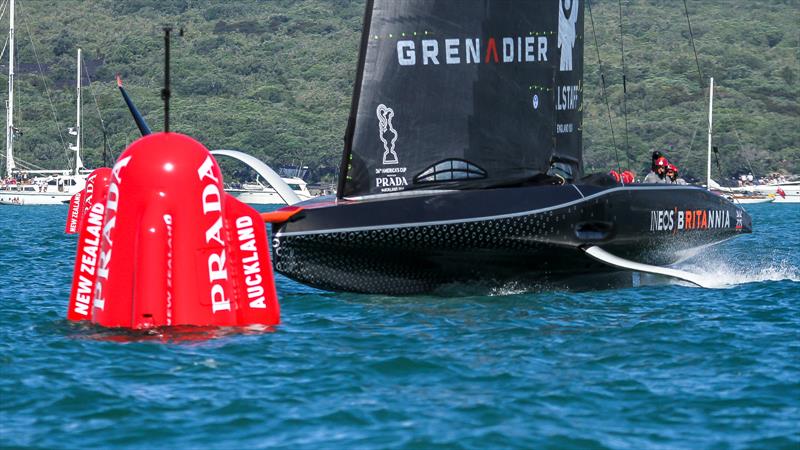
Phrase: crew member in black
[{"left": 651, "top": 151, "right": 664, "bottom": 172}]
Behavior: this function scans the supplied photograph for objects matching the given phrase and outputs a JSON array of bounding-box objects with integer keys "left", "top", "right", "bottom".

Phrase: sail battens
[{"left": 340, "top": 0, "right": 584, "bottom": 198}]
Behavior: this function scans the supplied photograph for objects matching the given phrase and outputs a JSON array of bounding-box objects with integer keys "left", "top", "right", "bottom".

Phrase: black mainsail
[{"left": 338, "top": 0, "right": 585, "bottom": 198}]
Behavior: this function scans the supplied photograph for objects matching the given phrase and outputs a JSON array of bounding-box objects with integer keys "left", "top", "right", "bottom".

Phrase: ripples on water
[{"left": 1, "top": 204, "right": 798, "bottom": 449}]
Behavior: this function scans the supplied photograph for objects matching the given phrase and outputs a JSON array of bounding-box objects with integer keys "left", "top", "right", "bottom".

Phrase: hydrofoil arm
[{"left": 582, "top": 245, "right": 711, "bottom": 288}]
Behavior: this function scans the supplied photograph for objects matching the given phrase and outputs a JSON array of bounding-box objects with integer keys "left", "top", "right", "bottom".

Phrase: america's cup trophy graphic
[
  {"left": 377, "top": 104, "right": 399, "bottom": 165},
  {"left": 558, "top": 0, "right": 579, "bottom": 72}
]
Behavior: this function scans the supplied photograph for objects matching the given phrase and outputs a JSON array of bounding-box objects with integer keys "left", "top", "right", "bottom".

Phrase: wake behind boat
[{"left": 267, "top": 0, "right": 752, "bottom": 294}]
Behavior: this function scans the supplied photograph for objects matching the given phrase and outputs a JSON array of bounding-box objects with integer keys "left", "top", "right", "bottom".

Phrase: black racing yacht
[{"left": 267, "top": 0, "right": 751, "bottom": 294}]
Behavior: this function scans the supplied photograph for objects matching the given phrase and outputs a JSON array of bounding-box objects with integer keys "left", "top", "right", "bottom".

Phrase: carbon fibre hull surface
[{"left": 270, "top": 184, "right": 751, "bottom": 294}]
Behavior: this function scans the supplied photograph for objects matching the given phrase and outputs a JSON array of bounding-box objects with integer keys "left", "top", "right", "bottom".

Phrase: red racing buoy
[
  {"left": 65, "top": 168, "right": 112, "bottom": 235},
  {"left": 67, "top": 167, "right": 112, "bottom": 321},
  {"left": 67, "top": 133, "right": 280, "bottom": 329}
]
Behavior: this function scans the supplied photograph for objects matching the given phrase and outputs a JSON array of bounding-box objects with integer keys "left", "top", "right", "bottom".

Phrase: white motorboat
[
  {"left": 225, "top": 176, "right": 314, "bottom": 205},
  {"left": 710, "top": 181, "right": 799, "bottom": 204},
  {"left": 727, "top": 182, "right": 800, "bottom": 203}
]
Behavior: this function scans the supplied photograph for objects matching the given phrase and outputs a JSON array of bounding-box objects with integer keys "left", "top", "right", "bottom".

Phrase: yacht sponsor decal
[
  {"left": 556, "top": 77, "right": 581, "bottom": 135},
  {"left": 558, "top": 0, "right": 579, "bottom": 72},
  {"left": 396, "top": 36, "right": 548, "bottom": 67},
  {"left": 375, "top": 104, "right": 408, "bottom": 192},
  {"left": 650, "top": 208, "right": 731, "bottom": 232},
  {"left": 556, "top": 84, "right": 580, "bottom": 111},
  {"left": 556, "top": 123, "right": 574, "bottom": 134}
]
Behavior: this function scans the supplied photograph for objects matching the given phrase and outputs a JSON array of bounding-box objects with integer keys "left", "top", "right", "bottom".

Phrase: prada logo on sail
[{"left": 396, "top": 36, "right": 549, "bottom": 66}]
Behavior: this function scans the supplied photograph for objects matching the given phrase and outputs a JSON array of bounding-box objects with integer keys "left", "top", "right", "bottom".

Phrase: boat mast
[
  {"left": 73, "top": 48, "right": 83, "bottom": 175},
  {"left": 5, "top": 0, "right": 15, "bottom": 179},
  {"left": 706, "top": 77, "right": 713, "bottom": 188}
]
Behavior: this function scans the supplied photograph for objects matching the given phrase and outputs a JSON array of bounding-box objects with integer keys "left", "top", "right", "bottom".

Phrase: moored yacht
[
  {"left": 1, "top": 3, "right": 88, "bottom": 206},
  {"left": 0, "top": 173, "right": 86, "bottom": 205}
]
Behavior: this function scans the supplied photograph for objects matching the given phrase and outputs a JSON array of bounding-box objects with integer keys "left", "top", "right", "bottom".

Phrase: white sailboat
[
  {"left": 0, "top": 0, "right": 87, "bottom": 205},
  {"left": 705, "top": 78, "right": 774, "bottom": 205}
]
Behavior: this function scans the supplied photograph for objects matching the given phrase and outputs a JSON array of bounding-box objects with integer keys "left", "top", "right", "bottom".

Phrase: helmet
[
  {"left": 609, "top": 170, "right": 621, "bottom": 182},
  {"left": 621, "top": 170, "right": 635, "bottom": 184},
  {"left": 667, "top": 163, "right": 678, "bottom": 173},
  {"left": 655, "top": 157, "right": 669, "bottom": 168}
]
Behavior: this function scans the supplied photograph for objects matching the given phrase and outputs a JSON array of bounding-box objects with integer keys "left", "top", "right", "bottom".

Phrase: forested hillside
[{"left": 2, "top": 0, "right": 798, "bottom": 183}]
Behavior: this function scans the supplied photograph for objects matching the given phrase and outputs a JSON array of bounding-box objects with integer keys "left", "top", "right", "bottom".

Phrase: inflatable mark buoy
[
  {"left": 65, "top": 167, "right": 112, "bottom": 235},
  {"left": 66, "top": 133, "right": 279, "bottom": 328},
  {"left": 67, "top": 167, "right": 112, "bottom": 321}
]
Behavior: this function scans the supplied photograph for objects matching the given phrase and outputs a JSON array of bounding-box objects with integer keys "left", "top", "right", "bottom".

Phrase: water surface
[{"left": 1, "top": 203, "right": 798, "bottom": 449}]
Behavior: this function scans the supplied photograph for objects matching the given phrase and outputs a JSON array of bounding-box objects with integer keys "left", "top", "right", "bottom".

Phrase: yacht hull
[
  {"left": 0, "top": 190, "right": 72, "bottom": 205},
  {"left": 227, "top": 190, "right": 312, "bottom": 205},
  {"left": 730, "top": 196, "right": 774, "bottom": 204},
  {"left": 271, "top": 184, "right": 752, "bottom": 294}
]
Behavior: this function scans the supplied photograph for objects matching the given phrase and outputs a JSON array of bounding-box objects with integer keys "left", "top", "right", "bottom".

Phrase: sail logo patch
[
  {"left": 396, "top": 36, "right": 549, "bottom": 66},
  {"left": 558, "top": 0, "right": 579, "bottom": 72},
  {"left": 556, "top": 85, "right": 580, "bottom": 110},
  {"left": 375, "top": 104, "right": 408, "bottom": 192},
  {"left": 377, "top": 104, "right": 398, "bottom": 165}
]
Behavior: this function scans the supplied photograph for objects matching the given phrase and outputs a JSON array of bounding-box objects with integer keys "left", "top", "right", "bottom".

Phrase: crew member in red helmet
[
  {"left": 667, "top": 163, "right": 687, "bottom": 185},
  {"left": 644, "top": 157, "right": 669, "bottom": 183},
  {"left": 621, "top": 170, "right": 635, "bottom": 184}
]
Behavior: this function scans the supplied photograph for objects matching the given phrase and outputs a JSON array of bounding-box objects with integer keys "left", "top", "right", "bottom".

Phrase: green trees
[{"left": 2, "top": 0, "right": 797, "bottom": 183}]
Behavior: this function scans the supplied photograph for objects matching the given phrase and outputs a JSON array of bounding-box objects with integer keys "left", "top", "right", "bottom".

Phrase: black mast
[
  {"left": 336, "top": 0, "right": 374, "bottom": 199},
  {"left": 162, "top": 27, "right": 172, "bottom": 133}
]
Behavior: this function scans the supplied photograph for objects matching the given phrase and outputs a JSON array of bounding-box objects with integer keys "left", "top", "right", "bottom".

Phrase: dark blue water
[{"left": 1, "top": 204, "right": 798, "bottom": 449}]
